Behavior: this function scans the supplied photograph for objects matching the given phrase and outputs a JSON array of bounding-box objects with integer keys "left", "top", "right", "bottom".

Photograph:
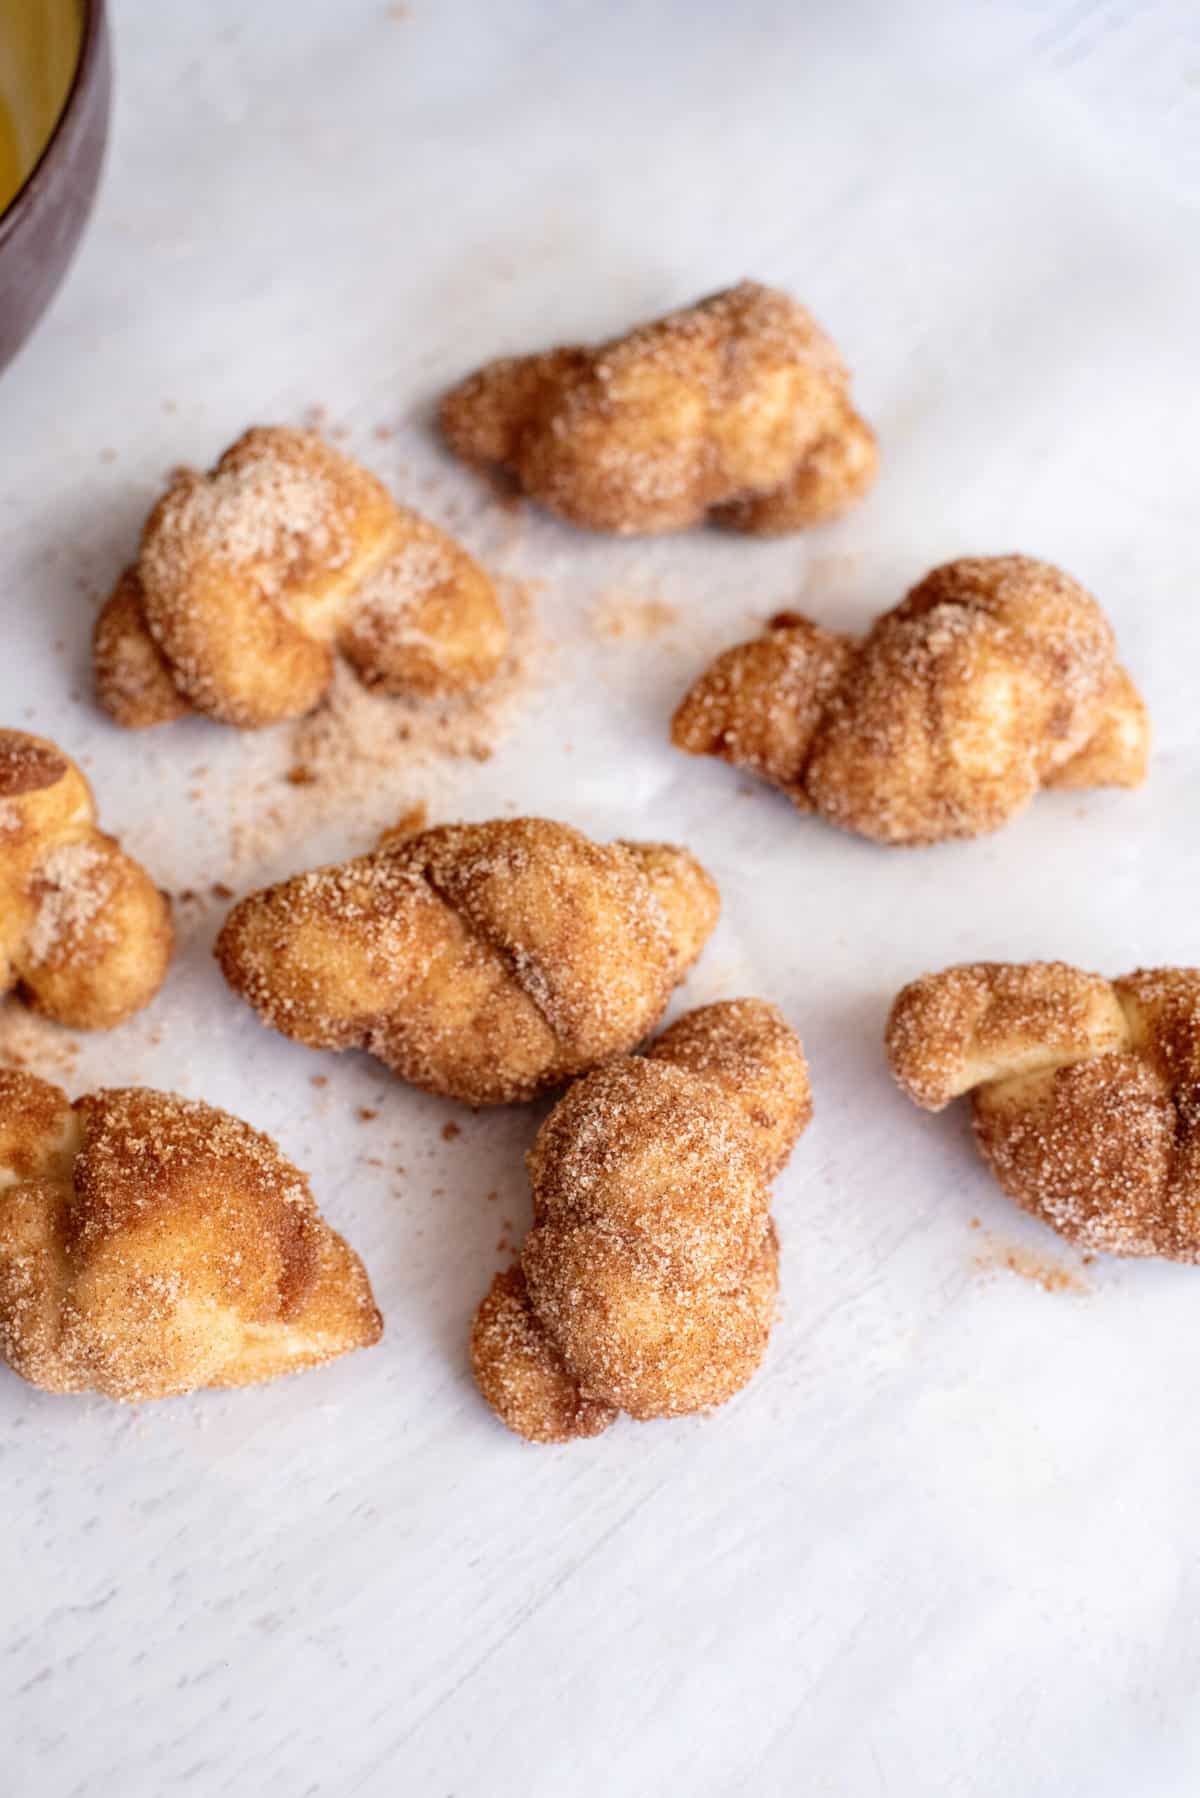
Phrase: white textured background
[{"left": 3, "top": 2, "right": 1200, "bottom": 1793}]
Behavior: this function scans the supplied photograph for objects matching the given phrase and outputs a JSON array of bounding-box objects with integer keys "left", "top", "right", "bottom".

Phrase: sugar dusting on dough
[{"left": 25, "top": 841, "right": 118, "bottom": 963}]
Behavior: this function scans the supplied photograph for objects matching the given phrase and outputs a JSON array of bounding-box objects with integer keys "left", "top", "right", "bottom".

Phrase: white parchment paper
[{"left": 2, "top": 2, "right": 1199, "bottom": 1792}]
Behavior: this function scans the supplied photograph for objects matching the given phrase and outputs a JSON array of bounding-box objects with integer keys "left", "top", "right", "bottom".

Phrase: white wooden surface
[{"left": 3, "top": 3, "right": 1199, "bottom": 1792}]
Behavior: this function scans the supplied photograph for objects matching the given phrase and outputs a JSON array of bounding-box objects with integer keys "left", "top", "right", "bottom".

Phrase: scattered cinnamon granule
[
  {"left": 800, "top": 552, "right": 863, "bottom": 595},
  {"left": 972, "top": 1236, "right": 1090, "bottom": 1295},
  {"left": 310, "top": 1075, "right": 328, "bottom": 1089},
  {"left": 210, "top": 882, "right": 234, "bottom": 901},
  {"left": 357, "top": 1107, "right": 378, "bottom": 1123},
  {"left": 0, "top": 1006, "right": 81, "bottom": 1074},
  {"left": 287, "top": 576, "right": 536, "bottom": 789},
  {"left": 485, "top": 1189, "right": 498, "bottom": 1203},
  {"left": 441, "top": 1120, "right": 461, "bottom": 1142},
  {"left": 589, "top": 594, "right": 679, "bottom": 642},
  {"left": 197, "top": 575, "right": 543, "bottom": 875}
]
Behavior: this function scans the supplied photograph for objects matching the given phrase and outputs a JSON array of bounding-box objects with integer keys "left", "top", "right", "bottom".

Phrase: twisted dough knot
[
  {"left": 93, "top": 425, "right": 508, "bottom": 729},
  {"left": 471, "top": 1000, "right": 812, "bottom": 1443},
  {"left": 0, "top": 1070, "right": 381, "bottom": 1401},
  {"left": 887, "top": 962, "right": 1200, "bottom": 1261},
  {"left": 0, "top": 730, "right": 172, "bottom": 1029},
  {"left": 216, "top": 818, "right": 720, "bottom": 1104},
  {"left": 672, "top": 555, "right": 1149, "bottom": 845},
  {"left": 440, "top": 281, "right": 876, "bottom": 536}
]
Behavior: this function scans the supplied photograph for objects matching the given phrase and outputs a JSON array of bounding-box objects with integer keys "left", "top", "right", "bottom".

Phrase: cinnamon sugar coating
[
  {"left": 215, "top": 818, "right": 720, "bottom": 1105},
  {"left": 93, "top": 426, "right": 507, "bottom": 730},
  {"left": 672, "top": 555, "right": 1149, "bottom": 845},
  {"left": 0, "top": 1069, "right": 381, "bottom": 1401},
  {"left": 440, "top": 282, "right": 876, "bottom": 535},
  {"left": 471, "top": 999, "right": 811, "bottom": 1443},
  {"left": 0, "top": 730, "right": 173, "bottom": 1029},
  {"left": 887, "top": 962, "right": 1200, "bottom": 1260}
]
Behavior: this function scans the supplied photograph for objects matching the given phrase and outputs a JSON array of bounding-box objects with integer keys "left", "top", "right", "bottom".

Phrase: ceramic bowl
[{"left": 0, "top": 0, "right": 110, "bottom": 376}]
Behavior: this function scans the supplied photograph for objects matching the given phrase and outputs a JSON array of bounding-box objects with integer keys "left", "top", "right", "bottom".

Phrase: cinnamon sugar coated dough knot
[
  {"left": 0, "top": 1069, "right": 381, "bottom": 1401},
  {"left": 0, "top": 730, "right": 172, "bottom": 1029},
  {"left": 215, "top": 818, "right": 720, "bottom": 1105},
  {"left": 471, "top": 1000, "right": 812, "bottom": 1443},
  {"left": 672, "top": 555, "right": 1149, "bottom": 845},
  {"left": 92, "top": 425, "right": 508, "bottom": 729},
  {"left": 886, "top": 962, "right": 1200, "bottom": 1262},
  {"left": 439, "top": 282, "right": 876, "bottom": 535}
]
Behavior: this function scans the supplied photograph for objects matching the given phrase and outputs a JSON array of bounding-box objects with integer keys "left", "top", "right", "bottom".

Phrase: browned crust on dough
[
  {"left": 95, "top": 427, "right": 508, "bottom": 730},
  {"left": 215, "top": 818, "right": 720, "bottom": 1105},
  {"left": 886, "top": 961, "right": 1200, "bottom": 1261},
  {"left": 713, "top": 400, "right": 879, "bottom": 534},
  {"left": 470, "top": 1265, "right": 617, "bottom": 1444},
  {"left": 0, "top": 729, "right": 173, "bottom": 1029},
  {"left": 472, "top": 999, "right": 811, "bottom": 1441},
  {"left": 673, "top": 555, "right": 1149, "bottom": 845},
  {"left": 93, "top": 567, "right": 192, "bottom": 729},
  {"left": 0, "top": 1070, "right": 381, "bottom": 1401},
  {"left": 440, "top": 282, "right": 875, "bottom": 535}
]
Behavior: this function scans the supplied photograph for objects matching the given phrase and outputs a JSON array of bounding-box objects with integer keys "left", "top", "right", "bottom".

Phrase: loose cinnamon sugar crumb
[
  {"left": 357, "top": 1107, "right": 378, "bottom": 1122},
  {"left": 589, "top": 593, "right": 679, "bottom": 642},
  {"left": 972, "top": 1236, "right": 1090, "bottom": 1295},
  {"left": 216, "top": 570, "right": 529, "bottom": 875},
  {"left": 441, "top": 1120, "right": 461, "bottom": 1142},
  {"left": 0, "top": 1007, "right": 81, "bottom": 1074},
  {"left": 210, "top": 882, "right": 234, "bottom": 901},
  {"left": 310, "top": 1075, "right": 328, "bottom": 1088},
  {"left": 279, "top": 576, "right": 537, "bottom": 810}
]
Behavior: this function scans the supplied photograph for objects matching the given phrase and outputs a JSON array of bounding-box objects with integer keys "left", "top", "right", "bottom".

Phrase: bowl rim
[{"left": 0, "top": 0, "right": 103, "bottom": 244}]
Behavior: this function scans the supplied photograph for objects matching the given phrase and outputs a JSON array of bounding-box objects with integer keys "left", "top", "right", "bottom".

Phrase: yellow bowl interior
[{"left": 0, "top": 0, "right": 84, "bottom": 217}]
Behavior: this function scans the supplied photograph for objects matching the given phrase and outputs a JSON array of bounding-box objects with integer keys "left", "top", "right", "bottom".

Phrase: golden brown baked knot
[
  {"left": 93, "top": 426, "right": 508, "bottom": 729},
  {"left": 0, "top": 730, "right": 172, "bottom": 1029},
  {"left": 471, "top": 999, "right": 812, "bottom": 1443},
  {"left": 887, "top": 962, "right": 1200, "bottom": 1261},
  {"left": 0, "top": 1069, "right": 381, "bottom": 1400},
  {"left": 439, "top": 282, "right": 876, "bottom": 535},
  {"left": 215, "top": 818, "right": 720, "bottom": 1105},
  {"left": 672, "top": 555, "right": 1149, "bottom": 845}
]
